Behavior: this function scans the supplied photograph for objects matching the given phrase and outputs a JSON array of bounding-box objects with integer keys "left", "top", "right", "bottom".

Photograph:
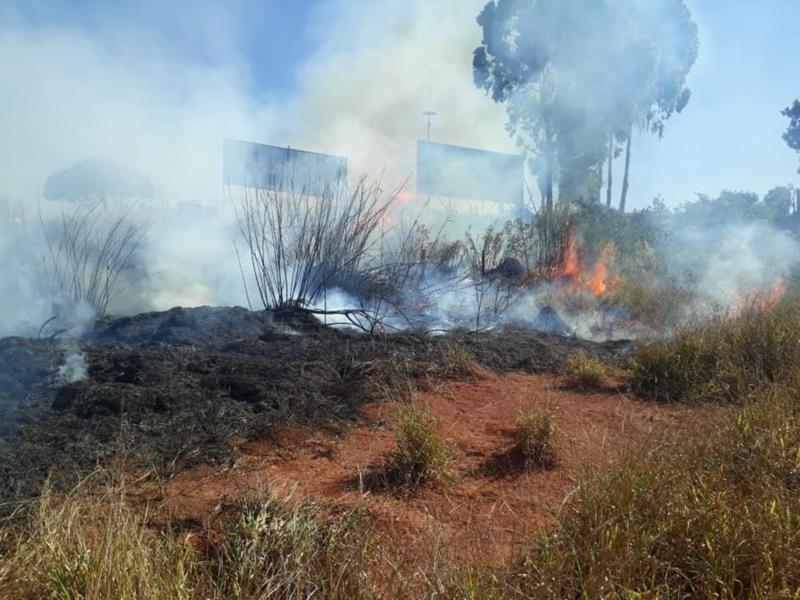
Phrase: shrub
[
  {"left": 564, "top": 351, "right": 609, "bottom": 389},
  {"left": 234, "top": 175, "right": 392, "bottom": 310},
  {"left": 386, "top": 403, "right": 450, "bottom": 487},
  {"left": 633, "top": 296, "right": 800, "bottom": 402},
  {"left": 511, "top": 408, "right": 556, "bottom": 469},
  {"left": 608, "top": 276, "right": 693, "bottom": 331},
  {"left": 39, "top": 201, "right": 145, "bottom": 318}
]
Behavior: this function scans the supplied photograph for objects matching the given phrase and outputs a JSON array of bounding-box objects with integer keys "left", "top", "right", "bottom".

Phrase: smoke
[
  {"left": 285, "top": 0, "right": 512, "bottom": 180},
  {"left": 58, "top": 346, "right": 88, "bottom": 384},
  {"left": 667, "top": 219, "right": 800, "bottom": 309},
  {"left": 0, "top": 0, "right": 516, "bottom": 336},
  {"left": 0, "top": 1, "right": 798, "bottom": 341}
]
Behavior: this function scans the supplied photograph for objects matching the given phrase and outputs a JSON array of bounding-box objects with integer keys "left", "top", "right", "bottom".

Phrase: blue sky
[
  {"left": 2, "top": 0, "right": 799, "bottom": 209},
  {"left": 633, "top": 0, "right": 800, "bottom": 206}
]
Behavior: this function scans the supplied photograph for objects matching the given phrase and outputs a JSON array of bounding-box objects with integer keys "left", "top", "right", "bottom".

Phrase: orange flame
[
  {"left": 380, "top": 191, "right": 416, "bottom": 227},
  {"left": 742, "top": 277, "right": 786, "bottom": 312},
  {"left": 562, "top": 235, "right": 582, "bottom": 280},
  {"left": 548, "top": 234, "right": 618, "bottom": 297},
  {"left": 587, "top": 242, "right": 617, "bottom": 296}
]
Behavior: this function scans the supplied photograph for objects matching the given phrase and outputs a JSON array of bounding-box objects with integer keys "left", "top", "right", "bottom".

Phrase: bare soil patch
[{"left": 140, "top": 371, "right": 717, "bottom": 568}]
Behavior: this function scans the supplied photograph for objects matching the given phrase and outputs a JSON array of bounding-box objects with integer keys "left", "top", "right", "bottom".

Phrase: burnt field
[{"left": 0, "top": 305, "right": 629, "bottom": 505}]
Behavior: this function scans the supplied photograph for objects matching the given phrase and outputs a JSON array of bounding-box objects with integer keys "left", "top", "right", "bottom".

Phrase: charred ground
[{"left": 0, "top": 305, "right": 629, "bottom": 505}]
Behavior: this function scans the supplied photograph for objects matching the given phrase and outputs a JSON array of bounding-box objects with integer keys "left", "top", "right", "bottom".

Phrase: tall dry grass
[
  {"left": 493, "top": 382, "right": 800, "bottom": 598},
  {"left": 0, "top": 475, "right": 371, "bottom": 600},
  {"left": 632, "top": 297, "right": 800, "bottom": 402}
]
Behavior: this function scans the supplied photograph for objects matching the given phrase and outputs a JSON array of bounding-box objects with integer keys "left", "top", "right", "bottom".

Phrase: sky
[{"left": 0, "top": 0, "right": 798, "bottom": 211}]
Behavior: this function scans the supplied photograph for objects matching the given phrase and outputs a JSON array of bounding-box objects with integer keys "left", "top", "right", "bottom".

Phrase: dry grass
[
  {"left": 564, "top": 351, "right": 609, "bottom": 390},
  {"left": 633, "top": 297, "right": 800, "bottom": 402},
  {"left": 497, "top": 383, "right": 800, "bottom": 598},
  {"left": 511, "top": 407, "right": 556, "bottom": 469},
  {"left": 6, "top": 298, "right": 800, "bottom": 598},
  {"left": 437, "top": 344, "right": 493, "bottom": 381},
  {"left": 0, "top": 475, "right": 371, "bottom": 600}
]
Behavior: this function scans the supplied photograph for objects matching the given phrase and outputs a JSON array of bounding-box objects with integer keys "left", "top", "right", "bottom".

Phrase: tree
[
  {"left": 44, "top": 159, "right": 154, "bottom": 202},
  {"left": 617, "top": 0, "right": 697, "bottom": 212},
  {"left": 764, "top": 185, "right": 796, "bottom": 218},
  {"left": 783, "top": 100, "right": 800, "bottom": 172},
  {"left": 473, "top": 0, "right": 697, "bottom": 212}
]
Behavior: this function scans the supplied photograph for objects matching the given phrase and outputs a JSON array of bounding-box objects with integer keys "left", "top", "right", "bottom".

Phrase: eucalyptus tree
[{"left": 473, "top": 0, "right": 698, "bottom": 212}]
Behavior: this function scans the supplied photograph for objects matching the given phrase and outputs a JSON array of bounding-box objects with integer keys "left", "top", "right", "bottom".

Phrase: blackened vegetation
[{"left": 0, "top": 306, "right": 629, "bottom": 506}]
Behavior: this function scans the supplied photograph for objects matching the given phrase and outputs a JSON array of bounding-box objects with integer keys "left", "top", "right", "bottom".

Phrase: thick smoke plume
[
  {"left": 0, "top": 1, "right": 798, "bottom": 341},
  {"left": 0, "top": 0, "right": 511, "bottom": 335}
]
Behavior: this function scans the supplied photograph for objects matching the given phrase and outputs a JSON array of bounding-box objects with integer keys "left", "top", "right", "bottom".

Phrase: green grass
[{"left": 386, "top": 402, "right": 450, "bottom": 487}]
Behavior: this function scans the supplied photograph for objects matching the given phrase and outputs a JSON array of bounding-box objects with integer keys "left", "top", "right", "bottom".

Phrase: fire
[
  {"left": 562, "top": 234, "right": 582, "bottom": 280},
  {"left": 740, "top": 277, "right": 786, "bottom": 312},
  {"left": 548, "top": 234, "right": 618, "bottom": 297},
  {"left": 547, "top": 233, "right": 583, "bottom": 291},
  {"left": 380, "top": 190, "right": 416, "bottom": 227},
  {"left": 395, "top": 190, "right": 416, "bottom": 207},
  {"left": 587, "top": 242, "right": 616, "bottom": 296}
]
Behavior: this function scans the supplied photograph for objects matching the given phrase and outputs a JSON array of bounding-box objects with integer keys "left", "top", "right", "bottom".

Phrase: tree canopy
[
  {"left": 473, "top": 0, "right": 698, "bottom": 210},
  {"left": 44, "top": 159, "right": 155, "bottom": 202},
  {"left": 783, "top": 100, "right": 800, "bottom": 172}
]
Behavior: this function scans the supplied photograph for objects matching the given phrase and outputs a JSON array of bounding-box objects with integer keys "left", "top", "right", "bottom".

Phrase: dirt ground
[
  {"left": 0, "top": 306, "right": 632, "bottom": 505},
  {"left": 132, "top": 370, "right": 716, "bottom": 568}
]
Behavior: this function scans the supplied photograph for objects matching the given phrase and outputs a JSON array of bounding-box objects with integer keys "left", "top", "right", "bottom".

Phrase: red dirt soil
[{"left": 131, "top": 371, "right": 717, "bottom": 568}]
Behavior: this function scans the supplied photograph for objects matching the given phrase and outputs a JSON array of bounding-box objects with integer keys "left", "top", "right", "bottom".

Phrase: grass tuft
[
  {"left": 564, "top": 351, "right": 609, "bottom": 390},
  {"left": 511, "top": 407, "right": 556, "bottom": 469},
  {"left": 386, "top": 403, "right": 450, "bottom": 487}
]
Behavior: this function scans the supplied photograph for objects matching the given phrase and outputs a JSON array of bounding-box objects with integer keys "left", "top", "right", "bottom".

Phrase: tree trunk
[
  {"left": 539, "top": 146, "right": 555, "bottom": 211},
  {"left": 619, "top": 127, "right": 632, "bottom": 212},
  {"left": 545, "top": 162, "right": 554, "bottom": 210},
  {"left": 605, "top": 136, "right": 614, "bottom": 209}
]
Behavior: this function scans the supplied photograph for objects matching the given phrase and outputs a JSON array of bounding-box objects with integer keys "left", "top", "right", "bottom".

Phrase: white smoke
[
  {"left": 58, "top": 346, "right": 88, "bottom": 384},
  {"left": 1, "top": 1, "right": 798, "bottom": 340},
  {"left": 669, "top": 220, "right": 799, "bottom": 309},
  {"left": 0, "top": 0, "right": 516, "bottom": 335}
]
